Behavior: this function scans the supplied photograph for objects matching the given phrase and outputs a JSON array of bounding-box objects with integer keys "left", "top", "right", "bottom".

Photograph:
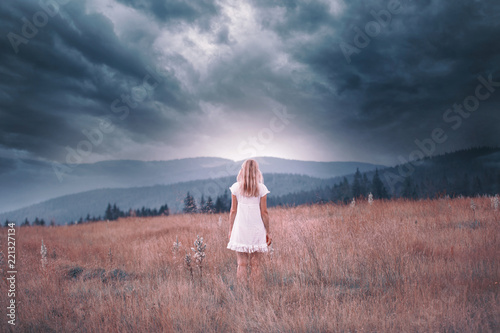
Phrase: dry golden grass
[{"left": 1, "top": 197, "right": 499, "bottom": 332}]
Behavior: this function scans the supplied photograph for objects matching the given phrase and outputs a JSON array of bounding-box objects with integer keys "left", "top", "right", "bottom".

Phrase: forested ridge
[{"left": 4, "top": 147, "right": 499, "bottom": 226}]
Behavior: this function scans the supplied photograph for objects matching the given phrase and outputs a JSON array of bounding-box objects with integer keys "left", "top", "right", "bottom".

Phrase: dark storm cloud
[
  {"left": 115, "top": 0, "right": 220, "bottom": 29},
  {"left": 248, "top": 0, "right": 500, "bottom": 158},
  {"left": 0, "top": 0, "right": 199, "bottom": 161},
  {"left": 251, "top": 0, "right": 335, "bottom": 36},
  {"left": 0, "top": 0, "right": 499, "bottom": 166}
]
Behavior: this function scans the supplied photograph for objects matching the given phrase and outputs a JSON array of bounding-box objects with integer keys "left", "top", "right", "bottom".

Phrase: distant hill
[
  {"left": 378, "top": 146, "right": 500, "bottom": 197},
  {"left": 0, "top": 173, "right": 340, "bottom": 225},
  {"left": 268, "top": 147, "right": 500, "bottom": 207},
  {"left": 0, "top": 156, "right": 384, "bottom": 213},
  {"left": 2, "top": 147, "right": 498, "bottom": 225}
]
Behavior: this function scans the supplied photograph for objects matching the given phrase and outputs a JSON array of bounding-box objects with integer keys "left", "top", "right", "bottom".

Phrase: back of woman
[
  {"left": 227, "top": 159, "right": 271, "bottom": 286},
  {"left": 229, "top": 181, "right": 268, "bottom": 205}
]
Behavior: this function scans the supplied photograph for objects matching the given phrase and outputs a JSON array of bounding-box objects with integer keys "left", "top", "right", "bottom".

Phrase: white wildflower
[
  {"left": 470, "top": 199, "right": 476, "bottom": 211},
  {"left": 470, "top": 199, "right": 477, "bottom": 222},
  {"left": 491, "top": 194, "right": 499, "bottom": 211},
  {"left": 350, "top": 198, "right": 356, "bottom": 208},
  {"left": 191, "top": 235, "right": 207, "bottom": 280},
  {"left": 368, "top": 193, "right": 374, "bottom": 205},
  {"left": 184, "top": 253, "right": 192, "bottom": 266},
  {"left": 184, "top": 252, "right": 193, "bottom": 280},
  {"left": 191, "top": 235, "right": 207, "bottom": 266},
  {"left": 172, "top": 236, "right": 181, "bottom": 255},
  {"left": 41, "top": 239, "right": 48, "bottom": 268}
]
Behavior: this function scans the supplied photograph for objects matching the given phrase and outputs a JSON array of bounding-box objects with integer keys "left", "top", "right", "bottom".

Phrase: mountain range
[
  {"left": 0, "top": 156, "right": 384, "bottom": 223},
  {"left": 3, "top": 147, "right": 498, "bottom": 226}
]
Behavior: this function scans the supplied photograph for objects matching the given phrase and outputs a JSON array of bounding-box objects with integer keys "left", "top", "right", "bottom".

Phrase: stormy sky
[{"left": 1, "top": 0, "right": 499, "bottom": 166}]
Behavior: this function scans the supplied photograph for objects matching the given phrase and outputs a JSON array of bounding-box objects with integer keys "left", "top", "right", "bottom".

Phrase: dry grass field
[{"left": 1, "top": 197, "right": 499, "bottom": 332}]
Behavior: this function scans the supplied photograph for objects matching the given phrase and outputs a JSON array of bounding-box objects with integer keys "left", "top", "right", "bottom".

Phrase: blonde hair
[{"left": 237, "top": 159, "right": 263, "bottom": 197}]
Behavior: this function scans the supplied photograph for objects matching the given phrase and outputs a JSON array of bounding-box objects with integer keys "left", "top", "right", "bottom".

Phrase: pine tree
[
  {"left": 105, "top": 203, "right": 113, "bottom": 220},
  {"left": 352, "top": 168, "right": 363, "bottom": 198},
  {"left": 457, "top": 173, "right": 470, "bottom": 197},
  {"left": 362, "top": 173, "right": 370, "bottom": 197},
  {"left": 222, "top": 189, "right": 231, "bottom": 212},
  {"left": 214, "top": 196, "right": 224, "bottom": 213},
  {"left": 104, "top": 203, "right": 123, "bottom": 221},
  {"left": 159, "top": 204, "right": 169, "bottom": 216},
  {"left": 183, "top": 192, "right": 197, "bottom": 213},
  {"left": 372, "top": 169, "right": 389, "bottom": 199},
  {"left": 200, "top": 195, "right": 206, "bottom": 212},
  {"left": 330, "top": 183, "right": 338, "bottom": 202},
  {"left": 402, "top": 176, "right": 418, "bottom": 199},
  {"left": 112, "top": 204, "right": 120, "bottom": 220},
  {"left": 205, "top": 196, "right": 214, "bottom": 213},
  {"left": 472, "top": 176, "right": 482, "bottom": 196},
  {"left": 340, "top": 177, "right": 351, "bottom": 203},
  {"left": 439, "top": 175, "right": 449, "bottom": 196}
]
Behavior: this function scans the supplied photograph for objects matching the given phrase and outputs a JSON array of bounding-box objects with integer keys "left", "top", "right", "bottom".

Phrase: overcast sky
[{"left": 1, "top": 0, "right": 499, "bottom": 166}]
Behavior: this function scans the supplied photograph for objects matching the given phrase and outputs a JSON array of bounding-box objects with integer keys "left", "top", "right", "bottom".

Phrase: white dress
[{"left": 227, "top": 182, "right": 270, "bottom": 253}]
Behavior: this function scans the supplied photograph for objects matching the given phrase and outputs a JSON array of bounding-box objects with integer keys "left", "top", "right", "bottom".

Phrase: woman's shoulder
[
  {"left": 229, "top": 182, "right": 240, "bottom": 195},
  {"left": 259, "top": 183, "right": 270, "bottom": 197}
]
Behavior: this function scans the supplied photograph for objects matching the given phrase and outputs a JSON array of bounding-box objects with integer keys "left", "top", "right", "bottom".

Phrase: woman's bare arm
[
  {"left": 228, "top": 194, "right": 238, "bottom": 238},
  {"left": 260, "top": 195, "right": 270, "bottom": 235}
]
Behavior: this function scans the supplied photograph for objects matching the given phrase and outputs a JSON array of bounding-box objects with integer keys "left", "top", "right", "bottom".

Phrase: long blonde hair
[{"left": 237, "top": 159, "right": 263, "bottom": 197}]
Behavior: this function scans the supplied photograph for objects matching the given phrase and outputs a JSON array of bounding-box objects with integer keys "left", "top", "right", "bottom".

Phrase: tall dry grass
[{"left": 0, "top": 197, "right": 499, "bottom": 332}]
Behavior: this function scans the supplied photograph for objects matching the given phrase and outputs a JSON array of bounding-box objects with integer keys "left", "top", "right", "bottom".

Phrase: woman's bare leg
[
  {"left": 236, "top": 252, "right": 249, "bottom": 285},
  {"left": 249, "top": 252, "right": 263, "bottom": 285}
]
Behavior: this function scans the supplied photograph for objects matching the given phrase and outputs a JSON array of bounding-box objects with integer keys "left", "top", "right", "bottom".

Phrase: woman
[{"left": 227, "top": 159, "right": 271, "bottom": 285}]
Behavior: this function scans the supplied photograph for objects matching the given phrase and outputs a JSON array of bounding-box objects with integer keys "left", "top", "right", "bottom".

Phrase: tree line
[
  {"left": 269, "top": 164, "right": 500, "bottom": 207},
  {"left": 182, "top": 191, "right": 231, "bottom": 214},
  {"left": 4, "top": 201, "right": 170, "bottom": 227},
  {"left": 179, "top": 169, "right": 390, "bottom": 212},
  {"left": 5, "top": 147, "right": 499, "bottom": 226},
  {"left": 268, "top": 168, "right": 390, "bottom": 207},
  {"left": 104, "top": 202, "right": 170, "bottom": 221}
]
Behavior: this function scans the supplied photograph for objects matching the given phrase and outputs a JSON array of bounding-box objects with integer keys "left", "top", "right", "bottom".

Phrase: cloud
[
  {"left": 247, "top": 0, "right": 500, "bottom": 160},
  {"left": 115, "top": 0, "right": 221, "bottom": 29},
  {"left": 0, "top": 0, "right": 201, "bottom": 162},
  {"left": 0, "top": 0, "right": 499, "bottom": 166}
]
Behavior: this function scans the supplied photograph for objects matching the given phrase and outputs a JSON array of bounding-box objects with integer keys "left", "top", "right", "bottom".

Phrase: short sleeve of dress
[
  {"left": 259, "top": 183, "right": 270, "bottom": 197},
  {"left": 229, "top": 182, "right": 240, "bottom": 196}
]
